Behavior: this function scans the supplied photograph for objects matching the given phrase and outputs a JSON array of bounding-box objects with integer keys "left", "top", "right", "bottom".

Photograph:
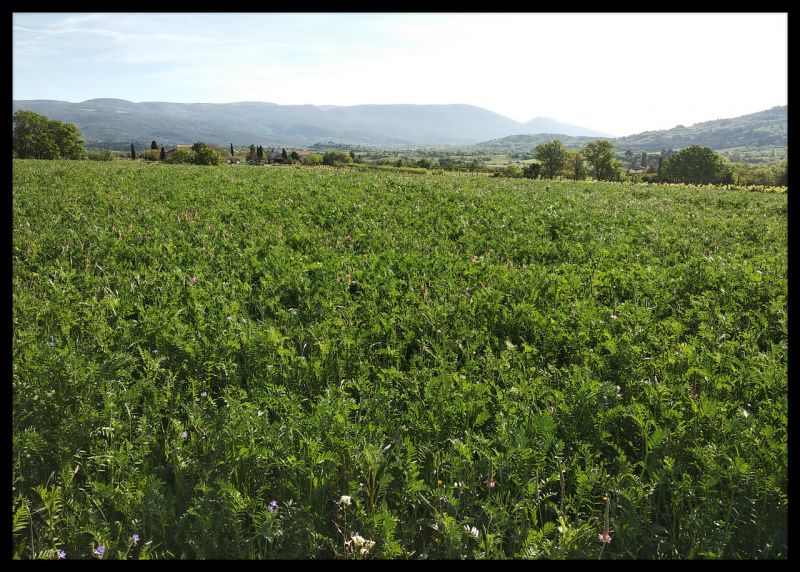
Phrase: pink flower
[
  {"left": 598, "top": 532, "right": 613, "bottom": 543},
  {"left": 485, "top": 475, "right": 496, "bottom": 488},
  {"left": 471, "top": 255, "right": 478, "bottom": 263},
  {"left": 190, "top": 275, "right": 197, "bottom": 285}
]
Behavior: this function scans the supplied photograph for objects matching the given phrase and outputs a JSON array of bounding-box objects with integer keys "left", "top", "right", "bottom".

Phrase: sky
[{"left": 13, "top": 12, "right": 788, "bottom": 137}]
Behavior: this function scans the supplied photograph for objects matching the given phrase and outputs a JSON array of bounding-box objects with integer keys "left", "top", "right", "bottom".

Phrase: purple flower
[
  {"left": 132, "top": 533, "right": 140, "bottom": 545},
  {"left": 181, "top": 430, "right": 188, "bottom": 439},
  {"left": 268, "top": 500, "right": 278, "bottom": 512},
  {"left": 57, "top": 550, "right": 66, "bottom": 559},
  {"left": 94, "top": 545, "right": 105, "bottom": 557}
]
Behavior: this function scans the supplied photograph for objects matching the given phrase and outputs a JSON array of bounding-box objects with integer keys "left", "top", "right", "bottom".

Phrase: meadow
[{"left": 12, "top": 160, "right": 787, "bottom": 559}]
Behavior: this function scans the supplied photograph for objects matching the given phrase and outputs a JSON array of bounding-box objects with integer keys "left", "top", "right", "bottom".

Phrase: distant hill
[
  {"left": 473, "top": 106, "right": 787, "bottom": 163},
  {"left": 11, "top": 99, "right": 609, "bottom": 149},
  {"left": 614, "top": 106, "right": 787, "bottom": 153}
]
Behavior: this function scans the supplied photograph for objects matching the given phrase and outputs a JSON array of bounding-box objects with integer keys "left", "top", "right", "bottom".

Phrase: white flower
[
  {"left": 338, "top": 495, "right": 352, "bottom": 508},
  {"left": 464, "top": 525, "right": 480, "bottom": 538}
]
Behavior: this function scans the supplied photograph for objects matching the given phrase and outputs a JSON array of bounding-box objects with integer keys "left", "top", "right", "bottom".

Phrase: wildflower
[
  {"left": 338, "top": 495, "right": 352, "bottom": 508},
  {"left": 94, "top": 545, "right": 105, "bottom": 557},
  {"left": 190, "top": 275, "right": 197, "bottom": 285},
  {"left": 485, "top": 475, "right": 496, "bottom": 489},
  {"left": 742, "top": 408, "right": 750, "bottom": 419},
  {"left": 464, "top": 525, "right": 480, "bottom": 538},
  {"left": 181, "top": 430, "right": 188, "bottom": 439},
  {"left": 598, "top": 531, "right": 613, "bottom": 543},
  {"left": 200, "top": 391, "right": 208, "bottom": 398},
  {"left": 226, "top": 315, "right": 233, "bottom": 322},
  {"left": 268, "top": 500, "right": 278, "bottom": 512},
  {"left": 598, "top": 493, "right": 613, "bottom": 544},
  {"left": 471, "top": 255, "right": 478, "bottom": 263},
  {"left": 347, "top": 533, "right": 375, "bottom": 555},
  {"left": 437, "top": 479, "right": 443, "bottom": 486},
  {"left": 132, "top": 533, "right": 140, "bottom": 545},
  {"left": 57, "top": 550, "right": 66, "bottom": 559},
  {"left": 47, "top": 340, "right": 56, "bottom": 348},
  {"left": 610, "top": 313, "right": 618, "bottom": 320},
  {"left": 152, "top": 349, "right": 158, "bottom": 355}
]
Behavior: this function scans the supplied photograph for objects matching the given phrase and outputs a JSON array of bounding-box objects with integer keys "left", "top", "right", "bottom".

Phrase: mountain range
[
  {"left": 11, "top": 98, "right": 612, "bottom": 149},
  {"left": 11, "top": 99, "right": 787, "bottom": 160}
]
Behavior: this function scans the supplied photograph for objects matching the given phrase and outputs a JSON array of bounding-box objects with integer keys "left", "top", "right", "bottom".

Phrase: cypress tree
[
  {"left": 160, "top": 146, "right": 166, "bottom": 160},
  {"left": 230, "top": 143, "right": 234, "bottom": 156},
  {"left": 151, "top": 140, "right": 158, "bottom": 150},
  {"left": 282, "top": 148, "right": 288, "bottom": 161},
  {"left": 130, "top": 143, "right": 136, "bottom": 160},
  {"left": 257, "top": 145, "right": 264, "bottom": 160}
]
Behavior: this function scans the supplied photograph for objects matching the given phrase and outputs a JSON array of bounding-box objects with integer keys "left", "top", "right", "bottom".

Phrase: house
[{"left": 227, "top": 157, "right": 241, "bottom": 164}]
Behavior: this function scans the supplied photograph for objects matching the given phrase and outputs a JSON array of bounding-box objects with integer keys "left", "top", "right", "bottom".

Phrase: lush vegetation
[
  {"left": 13, "top": 160, "right": 787, "bottom": 559},
  {"left": 13, "top": 110, "right": 87, "bottom": 160}
]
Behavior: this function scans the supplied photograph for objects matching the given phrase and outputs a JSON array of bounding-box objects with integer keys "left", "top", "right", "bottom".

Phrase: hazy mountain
[
  {"left": 11, "top": 99, "right": 610, "bottom": 149},
  {"left": 474, "top": 106, "right": 787, "bottom": 161},
  {"left": 523, "top": 117, "right": 612, "bottom": 138}
]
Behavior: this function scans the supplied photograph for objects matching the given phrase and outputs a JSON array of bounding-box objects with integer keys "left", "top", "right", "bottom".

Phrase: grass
[{"left": 12, "top": 159, "right": 787, "bottom": 559}]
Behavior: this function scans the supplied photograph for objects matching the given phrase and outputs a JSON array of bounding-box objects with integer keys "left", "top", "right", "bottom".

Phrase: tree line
[
  {"left": 494, "top": 139, "right": 747, "bottom": 186},
  {"left": 12, "top": 110, "right": 787, "bottom": 186}
]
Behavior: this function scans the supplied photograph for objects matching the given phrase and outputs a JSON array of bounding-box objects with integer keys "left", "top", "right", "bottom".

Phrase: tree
[
  {"left": 290, "top": 150, "right": 300, "bottom": 162},
  {"left": 193, "top": 145, "right": 224, "bottom": 166},
  {"left": 230, "top": 143, "right": 235, "bottom": 157},
  {"left": 151, "top": 140, "right": 159, "bottom": 150},
  {"left": 641, "top": 152, "right": 648, "bottom": 168},
  {"left": 257, "top": 145, "right": 264, "bottom": 161},
  {"left": 282, "top": 148, "right": 288, "bottom": 162},
  {"left": 583, "top": 140, "right": 619, "bottom": 180},
  {"left": 533, "top": 140, "right": 568, "bottom": 179},
  {"left": 624, "top": 149, "right": 636, "bottom": 169},
  {"left": 248, "top": 144, "right": 257, "bottom": 162},
  {"left": 130, "top": 143, "right": 136, "bottom": 160},
  {"left": 659, "top": 145, "right": 734, "bottom": 185},
  {"left": 562, "top": 149, "right": 586, "bottom": 180},
  {"left": 323, "top": 151, "right": 353, "bottom": 166},
  {"left": 164, "top": 147, "right": 196, "bottom": 164},
  {"left": 304, "top": 152, "right": 323, "bottom": 165},
  {"left": 13, "top": 110, "right": 86, "bottom": 159},
  {"left": 160, "top": 146, "right": 166, "bottom": 161},
  {"left": 523, "top": 161, "right": 542, "bottom": 179}
]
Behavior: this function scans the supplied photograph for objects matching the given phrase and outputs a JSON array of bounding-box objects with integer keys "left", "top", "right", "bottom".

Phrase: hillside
[
  {"left": 474, "top": 106, "right": 787, "bottom": 163},
  {"left": 11, "top": 99, "right": 607, "bottom": 149}
]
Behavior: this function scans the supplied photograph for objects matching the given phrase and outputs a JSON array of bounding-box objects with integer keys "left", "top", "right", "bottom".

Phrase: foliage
[
  {"left": 533, "top": 140, "right": 568, "bottom": 179},
  {"left": 730, "top": 160, "right": 787, "bottom": 187},
  {"left": 13, "top": 160, "right": 787, "bottom": 559},
  {"left": 13, "top": 110, "right": 87, "bottom": 160},
  {"left": 562, "top": 150, "right": 586, "bottom": 180},
  {"left": 323, "top": 151, "right": 354, "bottom": 166},
  {"left": 583, "top": 141, "right": 620, "bottom": 181},
  {"left": 151, "top": 141, "right": 159, "bottom": 150},
  {"left": 130, "top": 143, "right": 136, "bottom": 160},
  {"left": 165, "top": 147, "right": 196, "bottom": 164},
  {"left": 141, "top": 149, "right": 161, "bottom": 162},
  {"left": 304, "top": 153, "right": 323, "bottom": 165},
  {"left": 660, "top": 145, "right": 734, "bottom": 185},
  {"left": 87, "top": 149, "right": 115, "bottom": 161},
  {"left": 191, "top": 143, "right": 224, "bottom": 166}
]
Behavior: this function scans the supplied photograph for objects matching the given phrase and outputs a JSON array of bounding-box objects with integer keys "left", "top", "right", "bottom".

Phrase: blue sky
[{"left": 13, "top": 13, "right": 788, "bottom": 136}]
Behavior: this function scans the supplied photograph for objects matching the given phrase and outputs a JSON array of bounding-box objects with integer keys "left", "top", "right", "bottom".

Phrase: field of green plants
[{"left": 13, "top": 160, "right": 787, "bottom": 559}]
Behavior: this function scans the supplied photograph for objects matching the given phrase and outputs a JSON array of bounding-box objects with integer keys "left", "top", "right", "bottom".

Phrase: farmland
[{"left": 12, "top": 160, "right": 787, "bottom": 559}]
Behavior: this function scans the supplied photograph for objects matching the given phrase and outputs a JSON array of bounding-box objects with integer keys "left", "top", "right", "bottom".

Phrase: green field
[{"left": 12, "top": 160, "right": 787, "bottom": 559}]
